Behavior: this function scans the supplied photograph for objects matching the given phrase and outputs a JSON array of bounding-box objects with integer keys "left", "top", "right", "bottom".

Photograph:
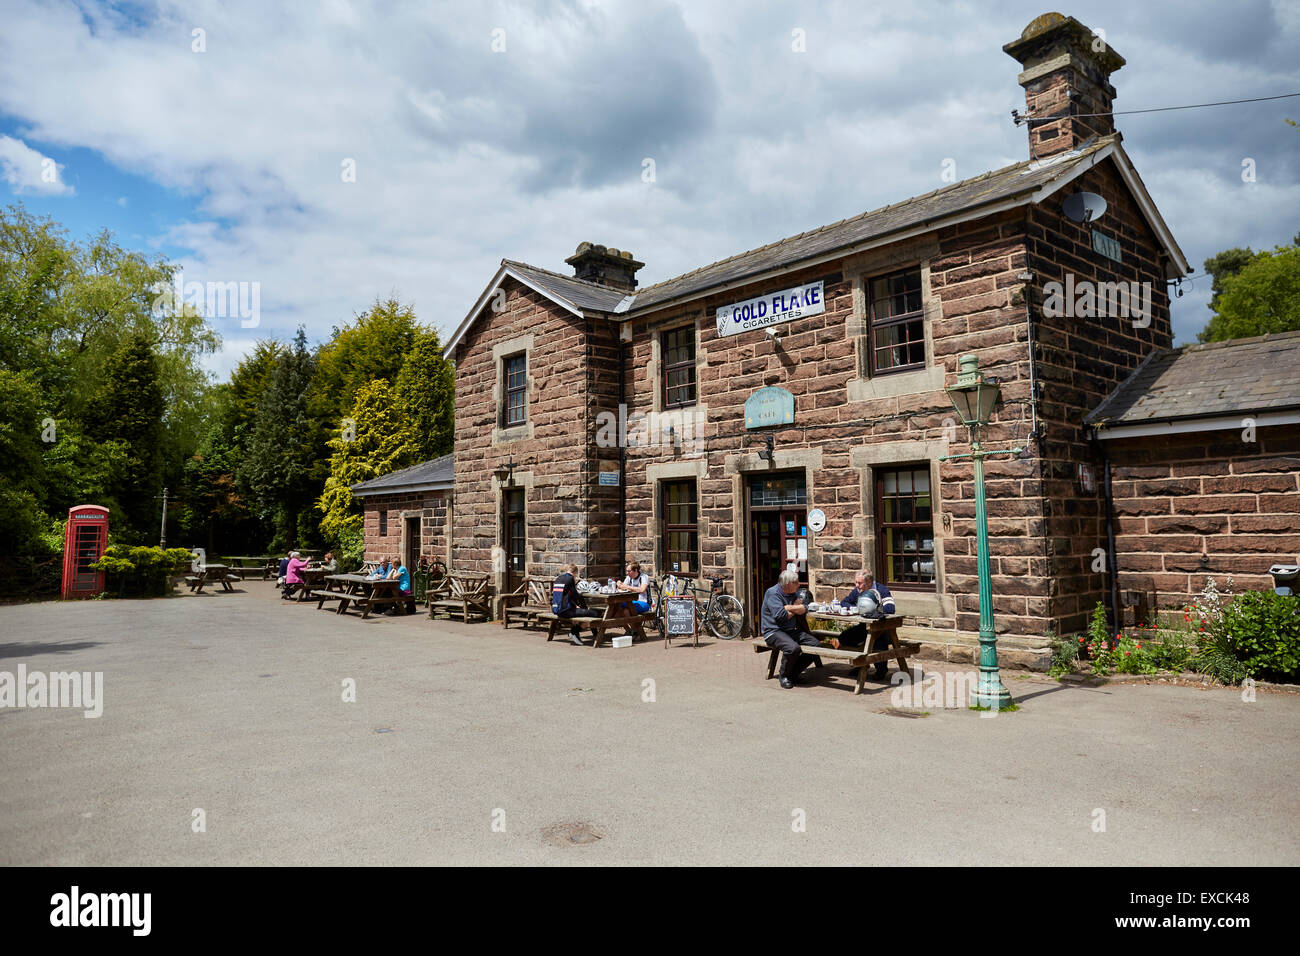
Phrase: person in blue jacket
[{"left": 833, "top": 570, "right": 897, "bottom": 678}]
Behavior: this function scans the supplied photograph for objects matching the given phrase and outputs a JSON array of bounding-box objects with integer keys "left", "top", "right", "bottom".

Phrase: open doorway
[{"left": 747, "top": 471, "right": 808, "bottom": 629}]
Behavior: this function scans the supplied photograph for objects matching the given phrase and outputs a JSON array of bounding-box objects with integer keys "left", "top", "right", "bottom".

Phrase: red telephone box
[{"left": 62, "top": 505, "right": 110, "bottom": 599}]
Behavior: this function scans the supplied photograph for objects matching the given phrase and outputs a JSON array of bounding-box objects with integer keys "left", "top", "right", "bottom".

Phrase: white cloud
[
  {"left": 0, "top": 0, "right": 1295, "bottom": 357},
  {"left": 0, "top": 134, "right": 73, "bottom": 195}
]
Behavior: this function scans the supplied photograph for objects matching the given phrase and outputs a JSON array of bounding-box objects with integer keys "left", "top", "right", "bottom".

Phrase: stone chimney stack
[
  {"left": 565, "top": 242, "right": 645, "bottom": 292},
  {"left": 1004, "top": 12, "right": 1125, "bottom": 160}
]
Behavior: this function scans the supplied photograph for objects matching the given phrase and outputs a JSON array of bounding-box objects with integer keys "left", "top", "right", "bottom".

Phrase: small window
[
  {"left": 662, "top": 480, "right": 698, "bottom": 575},
  {"left": 379, "top": 508, "right": 388, "bottom": 537},
  {"left": 502, "top": 353, "right": 527, "bottom": 426},
  {"left": 868, "top": 267, "right": 924, "bottom": 375},
  {"left": 875, "top": 465, "right": 935, "bottom": 590},
  {"left": 662, "top": 327, "right": 696, "bottom": 408}
]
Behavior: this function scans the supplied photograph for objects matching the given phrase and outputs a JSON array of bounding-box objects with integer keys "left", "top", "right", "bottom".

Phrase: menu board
[{"left": 665, "top": 596, "right": 697, "bottom": 636}]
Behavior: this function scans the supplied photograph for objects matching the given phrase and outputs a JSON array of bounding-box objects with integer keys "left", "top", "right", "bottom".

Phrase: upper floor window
[
  {"left": 502, "top": 353, "right": 527, "bottom": 426},
  {"left": 662, "top": 327, "right": 696, "bottom": 408},
  {"left": 868, "top": 267, "right": 924, "bottom": 375}
]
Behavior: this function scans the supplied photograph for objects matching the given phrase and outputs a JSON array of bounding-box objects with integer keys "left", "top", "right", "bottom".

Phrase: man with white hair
[
  {"left": 760, "top": 569, "right": 822, "bottom": 688},
  {"left": 832, "top": 569, "right": 896, "bottom": 677}
]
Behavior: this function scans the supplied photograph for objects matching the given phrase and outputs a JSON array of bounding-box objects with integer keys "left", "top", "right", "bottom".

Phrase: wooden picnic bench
[
  {"left": 500, "top": 577, "right": 553, "bottom": 629},
  {"left": 427, "top": 573, "right": 493, "bottom": 623},
  {"left": 185, "top": 564, "right": 239, "bottom": 594},
  {"left": 752, "top": 615, "right": 919, "bottom": 695},
  {"left": 542, "top": 591, "right": 656, "bottom": 648},
  {"left": 317, "top": 574, "right": 416, "bottom": 619}
]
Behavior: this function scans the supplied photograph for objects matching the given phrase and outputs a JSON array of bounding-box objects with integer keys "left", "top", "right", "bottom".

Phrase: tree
[
  {"left": 316, "top": 379, "right": 415, "bottom": 543},
  {"left": 310, "top": 297, "right": 420, "bottom": 425},
  {"left": 393, "top": 328, "right": 455, "bottom": 461},
  {"left": 1198, "top": 241, "right": 1300, "bottom": 343},
  {"left": 87, "top": 333, "right": 166, "bottom": 539},
  {"left": 239, "top": 328, "right": 325, "bottom": 549},
  {"left": 0, "top": 370, "right": 51, "bottom": 553}
]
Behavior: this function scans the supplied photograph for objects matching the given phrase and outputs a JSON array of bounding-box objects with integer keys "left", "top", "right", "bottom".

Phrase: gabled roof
[
  {"left": 349, "top": 454, "right": 454, "bottom": 497},
  {"left": 446, "top": 135, "right": 1189, "bottom": 353},
  {"left": 1086, "top": 330, "right": 1300, "bottom": 437}
]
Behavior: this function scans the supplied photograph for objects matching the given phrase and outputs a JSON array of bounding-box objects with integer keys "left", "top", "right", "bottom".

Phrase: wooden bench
[
  {"left": 500, "top": 578, "right": 553, "bottom": 629},
  {"left": 543, "top": 592, "right": 656, "bottom": 648},
  {"left": 428, "top": 574, "right": 493, "bottom": 623},
  {"left": 753, "top": 616, "right": 920, "bottom": 695}
]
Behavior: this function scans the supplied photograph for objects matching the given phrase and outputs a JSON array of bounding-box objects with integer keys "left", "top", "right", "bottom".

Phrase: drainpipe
[
  {"left": 618, "top": 326, "right": 627, "bottom": 575},
  {"left": 1095, "top": 432, "right": 1123, "bottom": 632}
]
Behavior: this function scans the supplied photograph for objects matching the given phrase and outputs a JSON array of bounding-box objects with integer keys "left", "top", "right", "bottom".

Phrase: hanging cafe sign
[
  {"left": 745, "top": 386, "right": 795, "bottom": 429},
  {"left": 715, "top": 280, "right": 825, "bottom": 338}
]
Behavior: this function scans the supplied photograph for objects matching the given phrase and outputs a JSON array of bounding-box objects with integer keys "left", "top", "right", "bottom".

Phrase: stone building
[
  {"left": 350, "top": 454, "right": 454, "bottom": 569},
  {"left": 1085, "top": 331, "right": 1300, "bottom": 612},
  {"left": 437, "top": 13, "right": 1203, "bottom": 663}
]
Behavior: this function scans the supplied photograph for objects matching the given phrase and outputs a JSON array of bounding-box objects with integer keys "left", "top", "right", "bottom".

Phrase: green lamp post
[{"left": 943, "top": 354, "right": 1021, "bottom": 710}]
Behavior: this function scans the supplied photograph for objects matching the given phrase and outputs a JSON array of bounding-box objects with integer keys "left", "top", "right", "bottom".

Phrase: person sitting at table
[
  {"left": 553, "top": 564, "right": 600, "bottom": 646},
  {"left": 320, "top": 552, "right": 338, "bottom": 573},
  {"left": 761, "top": 569, "right": 822, "bottom": 689},
  {"left": 384, "top": 558, "right": 413, "bottom": 615},
  {"left": 367, "top": 557, "right": 391, "bottom": 580},
  {"left": 829, "top": 570, "right": 896, "bottom": 678},
  {"left": 615, "top": 561, "right": 651, "bottom": 613},
  {"left": 282, "top": 551, "right": 308, "bottom": 598},
  {"left": 276, "top": 551, "right": 291, "bottom": 585}
]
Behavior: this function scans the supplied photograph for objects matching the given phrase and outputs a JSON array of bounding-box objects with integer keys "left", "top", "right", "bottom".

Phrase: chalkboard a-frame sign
[{"left": 664, "top": 595, "right": 698, "bottom": 647}]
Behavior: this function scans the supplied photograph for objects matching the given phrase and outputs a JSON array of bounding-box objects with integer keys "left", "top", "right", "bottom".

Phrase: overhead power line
[{"left": 1015, "top": 91, "right": 1300, "bottom": 125}]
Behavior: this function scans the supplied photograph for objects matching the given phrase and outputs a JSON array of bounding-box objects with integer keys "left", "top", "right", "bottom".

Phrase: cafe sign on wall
[
  {"left": 715, "top": 280, "right": 825, "bottom": 338},
  {"left": 745, "top": 386, "right": 795, "bottom": 429}
]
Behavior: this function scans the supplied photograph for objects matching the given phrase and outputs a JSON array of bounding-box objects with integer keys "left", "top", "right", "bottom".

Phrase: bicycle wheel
[{"left": 706, "top": 594, "right": 746, "bottom": 640}]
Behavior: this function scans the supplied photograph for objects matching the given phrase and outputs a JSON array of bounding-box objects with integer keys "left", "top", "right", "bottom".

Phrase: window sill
[
  {"left": 492, "top": 422, "right": 534, "bottom": 445},
  {"left": 847, "top": 363, "right": 946, "bottom": 403}
]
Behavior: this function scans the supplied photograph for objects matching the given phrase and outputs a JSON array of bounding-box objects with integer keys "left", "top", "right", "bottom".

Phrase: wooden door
[{"left": 504, "top": 489, "right": 526, "bottom": 594}]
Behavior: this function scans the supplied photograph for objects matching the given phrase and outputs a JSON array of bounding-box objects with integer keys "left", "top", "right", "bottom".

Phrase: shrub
[
  {"left": 1148, "top": 628, "right": 1194, "bottom": 673},
  {"left": 91, "top": 545, "right": 195, "bottom": 597},
  {"left": 1046, "top": 628, "right": 1079, "bottom": 678},
  {"left": 336, "top": 527, "right": 365, "bottom": 573},
  {"left": 1112, "top": 636, "right": 1159, "bottom": 675},
  {"left": 1216, "top": 590, "right": 1300, "bottom": 682}
]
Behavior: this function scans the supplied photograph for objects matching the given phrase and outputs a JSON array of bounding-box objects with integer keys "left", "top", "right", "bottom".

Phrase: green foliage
[
  {"left": 1046, "top": 627, "right": 1080, "bottom": 678},
  {"left": 1147, "top": 628, "right": 1194, "bottom": 673},
  {"left": 1197, "top": 241, "right": 1300, "bottom": 343},
  {"left": 316, "top": 379, "right": 414, "bottom": 542},
  {"left": 0, "top": 368, "right": 51, "bottom": 552},
  {"left": 1112, "top": 636, "right": 1159, "bottom": 675},
  {"left": 90, "top": 545, "right": 194, "bottom": 597},
  {"left": 311, "top": 298, "right": 420, "bottom": 425},
  {"left": 336, "top": 526, "right": 365, "bottom": 573},
  {"left": 392, "top": 328, "right": 455, "bottom": 461},
  {"left": 1215, "top": 590, "right": 1300, "bottom": 681}
]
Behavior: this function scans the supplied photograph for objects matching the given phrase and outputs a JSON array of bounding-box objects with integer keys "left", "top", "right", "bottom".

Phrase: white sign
[
  {"left": 715, "top": 280, "right": 825, "bottom": 338},
  {"left": 807, "top": 508, "right": 826, "bottom": 533}
]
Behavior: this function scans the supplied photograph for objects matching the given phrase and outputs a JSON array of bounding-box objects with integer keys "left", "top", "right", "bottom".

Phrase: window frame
[
  {"left": 661, "top": 479, "right": 699, "bottom": 576},
  {"left": 501, "top": 352, "right": 528, "bottom": 427},
  {"left": 874, "top": 464, "right": 936, "bottom": 593},
  {"left": 867, "top": 266, "right": 925, "bottom": 376},
  {"left": 661, "top": 326, "right": 697, "bottom": 409}
]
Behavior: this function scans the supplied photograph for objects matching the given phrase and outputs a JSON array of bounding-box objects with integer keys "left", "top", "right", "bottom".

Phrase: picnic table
[
  {"left": 289, "top": 566, "right": 331, "bottom": 602},
  {"left": 185, "top": 564, "right": 239, "bottom": 594},
  {"left": 225, "top": 555, "right": 277, "bottom": 580},
  {"left": 543, "top": 590, "right": 654, "bottom": 648},
  {"left": 315, "top": 573, "right": 414, "bottom": 619},
  {"left": 753, "top": 613, "right": 919, "bottom": 694}
]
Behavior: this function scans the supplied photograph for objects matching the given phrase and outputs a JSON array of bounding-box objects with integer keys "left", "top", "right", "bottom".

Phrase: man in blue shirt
[
  {"left": 760, "top": 569, "right": 822, "bottom": 688},
  {"left": 833, "top": 570, "right": 896, "bottom": 677}
]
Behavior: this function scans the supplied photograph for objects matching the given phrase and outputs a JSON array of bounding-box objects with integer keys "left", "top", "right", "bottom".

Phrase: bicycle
[{"left": 655, "top": 574, "right": 746, "bottom": 640}]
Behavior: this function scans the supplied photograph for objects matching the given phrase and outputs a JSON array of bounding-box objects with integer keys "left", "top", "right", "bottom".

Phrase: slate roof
[
  {"left": 447, "top": 134, "right": 1190, "bottom": 353},
  {"left": 1085, "top": 330, "right": 1300, "bottom": 428},
  {"left": 627, "top": 136, "right": 1119, "bottom": 313},
  {"left": 501, "top": 259, "right": 630, "bottom": 313},
  {"left": 349, "top": 454, "right": 454, "bottom": 496}
]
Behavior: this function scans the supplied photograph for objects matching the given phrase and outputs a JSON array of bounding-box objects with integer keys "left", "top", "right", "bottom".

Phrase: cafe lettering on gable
[{"left": 715, "top": 280, "right": 824, "bottom": 337}]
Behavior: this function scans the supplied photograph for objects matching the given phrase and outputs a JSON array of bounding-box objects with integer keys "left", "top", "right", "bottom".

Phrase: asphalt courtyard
[{"left": 2, "top": 581, "right": 1298, "bottom": 866}]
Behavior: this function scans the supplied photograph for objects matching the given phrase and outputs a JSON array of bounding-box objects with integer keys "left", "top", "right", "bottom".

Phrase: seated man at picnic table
[
  {"left": 367, "top": 557, "right": 391, "bottom": 580},
  {"left": 761, "top": 569, "right": 822, "bottom": 689},
  {"left": 615, "top": 561, "right": 651, "bottom": 613},
  {"left": 282, "top": 551, "right": 308, "bottom": 598},
  {"left": 828, "top": 569, "right": 896, "bottom": 677},
  {"left": 553, "top": 564, "right": 601, "bottom": 646},
  {"left": 276, "top": 551, "right": 291, "bottom": 585}
]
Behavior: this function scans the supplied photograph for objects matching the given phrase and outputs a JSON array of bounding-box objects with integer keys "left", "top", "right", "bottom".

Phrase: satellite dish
[{"left": 1062, "top": 192, "right": 1107, "bottom": 224}]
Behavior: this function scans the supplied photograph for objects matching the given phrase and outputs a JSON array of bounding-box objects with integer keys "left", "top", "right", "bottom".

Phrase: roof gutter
[{"left": 1089, "top": 408, "right": 1300, "bottom": 441}]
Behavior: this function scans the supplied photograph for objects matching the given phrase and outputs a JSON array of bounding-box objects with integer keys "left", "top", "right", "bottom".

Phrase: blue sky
[{"left": 2, "top": 0, "right": 1298, "bottom": 381}]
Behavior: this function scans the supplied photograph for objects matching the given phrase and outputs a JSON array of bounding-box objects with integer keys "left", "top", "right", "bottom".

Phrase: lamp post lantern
[{"left": 943, "top": 354, "right": 1021, "bottom": 710}]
